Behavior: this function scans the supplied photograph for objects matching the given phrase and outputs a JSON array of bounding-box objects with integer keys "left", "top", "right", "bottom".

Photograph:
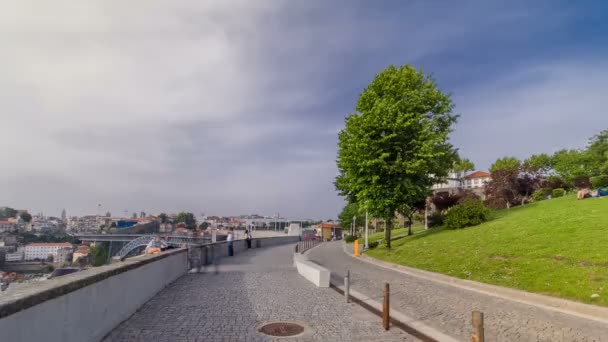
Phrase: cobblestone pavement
[
  {"left": 105, "top": 243, "right": 416, "bottom": 342},
  {"left": 306, "top": 241, "right": 608, "bottom": 342}
]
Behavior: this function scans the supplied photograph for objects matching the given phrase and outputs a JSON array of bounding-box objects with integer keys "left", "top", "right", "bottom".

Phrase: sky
[{"left": 1, "top": 1, "right": 608, "bottom": 219}]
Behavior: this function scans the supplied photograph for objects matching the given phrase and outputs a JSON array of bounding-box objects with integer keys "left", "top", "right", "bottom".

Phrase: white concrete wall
[
  {"left": 0, "top": 250, "right": 187, "bottom": 342},
  {"left": 295, "top": 259, "right": 330, "bottom": 287}
]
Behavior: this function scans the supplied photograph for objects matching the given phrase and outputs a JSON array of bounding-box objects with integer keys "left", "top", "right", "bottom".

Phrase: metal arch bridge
[
  {"left": 72, "top": 234, "right": 211, "bottom": 259},
  {"left": 115, "top": 235, "right": 205, "bottom": 259}
]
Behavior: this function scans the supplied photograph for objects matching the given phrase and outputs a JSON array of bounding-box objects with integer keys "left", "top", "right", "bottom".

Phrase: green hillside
[{"left": 366, "top": 195, "right": 608, "bottom": 305}]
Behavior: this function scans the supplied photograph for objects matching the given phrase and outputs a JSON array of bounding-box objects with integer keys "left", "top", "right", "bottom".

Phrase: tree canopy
[
  {"left": 490, "top": 157, "right": 521, "bottom": 173},
  {"left": 453, "top": 158, "right": 475, "bottom": 174},
  {"left": 176, "top": 212, "right": 197, "bottom": 230},
  {"left": 336, "top": 65, "right": 458, "bottom": 248},
  {"left": 338, "top": 202, "right": 365, "bottom": 234},
  {"left": 20, "top": 212, "right": 32, "bottom": 223}
]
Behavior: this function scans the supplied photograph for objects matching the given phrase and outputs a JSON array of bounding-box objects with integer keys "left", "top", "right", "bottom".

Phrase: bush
[
  {"left": 574, "top": 176, "right": 591, "bottom": 189},
  {"left": 445, "top": 198, "right": 490, "bottom": 229},
  {"left": 532, "top": 189, "right": 546, "bottom": 202},
  {"left": 344, "top": 235, "right": 357, "bottom": 243},
  {"left": 368, "top": 241, "right": 379, "bottom": 249},
  {"left": 590, "top": 175, "right": 608, "bottom": 189},
  {"left": 552, "top": 188, "right": 566, "bottom": 198},
  {"left": 428, "top": 212, "right": 445, "bottom": 227}
]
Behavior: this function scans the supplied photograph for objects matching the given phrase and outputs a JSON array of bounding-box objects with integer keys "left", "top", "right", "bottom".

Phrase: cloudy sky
[{"left": 1, "top": 1, "right": 607, "bottom": 219}]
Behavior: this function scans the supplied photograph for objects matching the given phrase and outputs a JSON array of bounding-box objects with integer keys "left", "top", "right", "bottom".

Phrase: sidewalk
[
  {"left": 105, "top": 243, "right": 416, "bottom": 342},
  {"left": 306, "top": 241, "right": 608, "bottom": 341}
]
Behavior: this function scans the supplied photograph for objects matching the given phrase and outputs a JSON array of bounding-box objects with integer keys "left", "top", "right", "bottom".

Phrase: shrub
[
  {"left": 428, "top": 212, "right": 445, "bottom": 227},
  {"left": 552, "top": 188, "right": 566, "bottom": 198},
  {"left": 532, "top": 189, "right": 546, "bottom": 202},
  {"left": 344, "top": 235, "right": 357, "bottom": 243},
  {"left": 574, "top": 176, "right": 591, "bottom": 189},
  {"left": 445, "top": 198, "right": 490, "bottom": 229},
  {"left": 546, "top": 176, "right": 570, "bottom": 190},
  {"left": 368, "top": 241, "right": 379, "bottom": 249},
  {"left": 590, "top": 175, "right": 608, "bottom": 189}
]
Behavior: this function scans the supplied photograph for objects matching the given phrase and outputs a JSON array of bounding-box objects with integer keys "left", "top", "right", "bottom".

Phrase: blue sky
[{"left": 1, "top": 1, "right": 607, "bottom": 219}]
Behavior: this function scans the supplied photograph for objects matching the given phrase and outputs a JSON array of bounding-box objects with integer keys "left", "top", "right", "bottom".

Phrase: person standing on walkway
[
  {"left": 245, "top": 229, "right": 252, "bottom": 249},
  {"left": 227, "top": 228, "right": 234, "bottom": 256}
]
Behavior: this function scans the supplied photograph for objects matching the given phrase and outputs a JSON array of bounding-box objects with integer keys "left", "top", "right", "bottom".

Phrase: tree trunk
[
  {"left": 407, "top": 215, "right": 413, "bottom": 236},
  {"left": 385, "top": 218, "right": 392, "bottom": 249}
]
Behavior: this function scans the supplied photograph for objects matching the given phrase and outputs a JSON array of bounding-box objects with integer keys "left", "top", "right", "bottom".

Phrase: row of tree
[{"left": 485, "top": 130, "right": 608, "bottom": 208}]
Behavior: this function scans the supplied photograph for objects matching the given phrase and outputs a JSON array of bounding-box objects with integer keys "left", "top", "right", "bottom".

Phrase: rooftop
[
  {"left": 464, "top": 171, "right": 491, "bottom": 179},
  {"left": 26, "top": 242, "right": 73, "bottom": 247}
]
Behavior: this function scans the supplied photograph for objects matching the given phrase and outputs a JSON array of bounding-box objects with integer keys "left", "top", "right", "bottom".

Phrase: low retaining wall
[
  {"left": 188, "top": 235, "right": 301, "bottom": 269},
  {"left": 0, "top": 249, "right": 187, "bottom": 342}
]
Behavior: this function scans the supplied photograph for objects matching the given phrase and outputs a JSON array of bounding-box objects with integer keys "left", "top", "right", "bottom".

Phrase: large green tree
[
  {"left": 489, "top": 157, "right": 521, "bottom": 173},
  {"left": 0, "top": 207, "right": 17, "bottom": 220},
  {"left": 551, "top": 149, "right": 592, "bottom": 182},
  {"left": 20, "top": 212, "right": 32, "bottom": 223},
  {"left": 336, "top": 65, "right": 458, "bottom": 248},
  {"left": 176, "top": 212, "right": 197, "bottom": 230},
  {"left": 587, "top": 129, "right": 608, "bottom": 175},
  {"left": 453, "top": 157, "right": 475, "bottom": 174}
]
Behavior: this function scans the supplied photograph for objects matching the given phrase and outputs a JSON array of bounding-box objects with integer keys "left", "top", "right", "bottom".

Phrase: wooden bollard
[
  {"left": 471, "top": 311, "right": 484, "bottom": 342},
  {"left": 344, "top": 270, "right": 350, "bottom": 303},
  {"left": 383, "top": 283, "right": 390, "bottom": 330}
]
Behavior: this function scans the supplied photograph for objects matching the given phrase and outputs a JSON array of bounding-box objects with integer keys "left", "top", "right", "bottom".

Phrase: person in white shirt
[{"left": 227, "top": 228, "right": 234, "bottom": 256}]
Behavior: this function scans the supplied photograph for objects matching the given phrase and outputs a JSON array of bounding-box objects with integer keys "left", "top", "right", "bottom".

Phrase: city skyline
[{"left": 1, "top": 1, "right": 607, "bottom": 218}]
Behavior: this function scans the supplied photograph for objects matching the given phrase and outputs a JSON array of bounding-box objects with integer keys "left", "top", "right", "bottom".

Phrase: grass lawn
[
  {"left": 367, "top": 226, "right": 425, "bottom": 243},
  {"left": 366, "top": 195, "right": 608, "bottom": 306}
]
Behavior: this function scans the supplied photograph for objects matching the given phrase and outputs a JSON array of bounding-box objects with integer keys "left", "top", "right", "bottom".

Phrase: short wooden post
[
  {"left": 344, "top": 270, "right": 350, "bottom": 303},
  {"left": 383, "top": 283, "right": 390, "bottom": 330},
  {"left": 471, "top": 311, "right": 484, "bottom": 342}
]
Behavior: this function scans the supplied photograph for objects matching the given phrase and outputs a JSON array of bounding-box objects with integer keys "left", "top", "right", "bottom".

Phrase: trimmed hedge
[
  {"left": 344, "top": 235, "right": 357, "bottom": 243},
  {"left": 445, "top": 198, "right": 490, "bottom": 229},
  {"left": 552, "top": 188, "right": 566, "bottom": 198},
  {"left": 590, "top": 175, "right": 608, "bottom": 189},
  {"left": 532, "top": 189, "right": 546, "bottom": 202}
]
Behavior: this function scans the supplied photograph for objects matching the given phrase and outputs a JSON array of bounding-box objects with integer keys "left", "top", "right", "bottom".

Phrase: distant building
[
  {"left": 24, "top": 243, "right": 73, "bottom": 261},
  {"left": 72, "top": 245, "right": 90, "bottom": 263},
  {"left": 431, "top": 171, "right": 465, "bottom": 191},
  {"left": 316, "top": 222, "right": 341, "bottom": 241},
  {"left": 0, "top": 220, "right": 17, "bottom": 233},
  {"left": 5, "top": 249, "right": 24, "bottom": 262},
  {"left": 463, "top": 171, "right": 492, "bottom": 189}
]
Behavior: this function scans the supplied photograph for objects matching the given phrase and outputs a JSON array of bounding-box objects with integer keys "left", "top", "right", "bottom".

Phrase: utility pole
[
  {"left": 365, "top": 211, "right": 369, "bottom": 249},
  {"left": 353, "top": 215, "right": 356, "bottom": 236}
]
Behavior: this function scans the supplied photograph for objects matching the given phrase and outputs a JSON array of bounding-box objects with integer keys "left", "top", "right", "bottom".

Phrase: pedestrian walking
[
  {"left": 245, "top": 229, "right": 252, "bottom": 249},
  {"left": 227, "top": 228, "right": 234, "bottom": 256}
]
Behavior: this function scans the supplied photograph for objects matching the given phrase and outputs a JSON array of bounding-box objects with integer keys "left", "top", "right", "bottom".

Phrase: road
[{"left": 307, "top": 241, "right": 608, "bottom": 342}]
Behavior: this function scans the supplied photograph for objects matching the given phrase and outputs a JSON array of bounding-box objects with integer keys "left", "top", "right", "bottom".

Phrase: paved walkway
[
  {"left": 105, "top": 244, "right": 415, "bottom": 342},
  {"left": 307, "top": 241, "right": 608, "bottom": 342}
]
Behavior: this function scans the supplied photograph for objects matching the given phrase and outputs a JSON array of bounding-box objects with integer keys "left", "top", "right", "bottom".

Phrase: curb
[
  {"left": 330, "top": 282, "right": 459, "bottom": 342},
  {"left": 342, "top": 242, "right": 608, "bottom": 326}
]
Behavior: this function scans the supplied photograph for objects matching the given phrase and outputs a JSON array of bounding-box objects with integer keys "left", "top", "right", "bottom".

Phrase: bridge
[{"left": 73, "top": 233, "right": 215, "bottom": 259}]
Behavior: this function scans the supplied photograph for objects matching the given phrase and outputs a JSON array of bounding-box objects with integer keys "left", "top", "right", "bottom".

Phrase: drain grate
[{"left": 258, "top": 322, "right": 305, "bottom": 337}]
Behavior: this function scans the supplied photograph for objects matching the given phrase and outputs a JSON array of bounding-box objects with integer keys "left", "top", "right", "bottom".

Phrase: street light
[{"left": 365, "top": 211, "right": 369, "bottom": 249}]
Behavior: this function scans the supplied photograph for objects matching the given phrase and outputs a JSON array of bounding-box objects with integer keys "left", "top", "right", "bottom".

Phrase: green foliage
[
  {"left": 344, "top": 235, "right": 357, "bottom": 243},
  {"left": 158, "top": 213, "right": 168, "bottom": 223},
  {"left": 0, "top": 207, "right": 17, "bottom": 220},
  {"left": 335, "top": 65, "right": 458, "bottom": 248},
  {"left": 523, "top": 153, "right": 553, "bottom": 174},
  {"left": 20, "top": 212, "right": 32, "bottom": 222},
  {"left": 368, "top": 241, "right": 379, "bottom": 249},
  {"left": 490, "top": 157, "right": 521, "bottom": 173},
  {"left": 590, "top": 175, "right": 608, "bottom": 189},
  {"left": 552, "top": 188, "right": 565, "bottom": 198},
  {"left": 90, "top": 244, "right": 108, "bottom": 266},
  {"left": 428, "top": 212, "right": 445, "bottom": 227},
  {"left": 454, "top": 158, "right": 475, "bottom": 173},
  {"left": 587, "top": 129, "right": 608, "bottom": 175},
  {"left": 532, "top": 189, "right": 546, "bottom": 202},
  {"left": 445, "top": 199, "right": 490, "bottom": 229},
  {"left": 338, "top": 202, "right": 365, "bottom": 232},
  {"left": 176, "top": 212, "right": 197, "bottom": 230},
  {"left": 551, "top": 149, "right": 592, "bottom": 182}
]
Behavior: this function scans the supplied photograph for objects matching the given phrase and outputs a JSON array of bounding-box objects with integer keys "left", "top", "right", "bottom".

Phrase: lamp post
[
  {"left": 365, "top": 211, "right": 369, "bottom": 249},
  {"left": 353, "top": 215, "right": 356, "bottom": 236}
]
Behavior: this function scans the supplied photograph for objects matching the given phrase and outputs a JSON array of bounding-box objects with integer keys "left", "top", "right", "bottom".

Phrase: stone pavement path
[
  {"left": 307, "top": 241, "right": 608, "bottom": 342},
  {"left": 105, "top": 243, "right": 416, "bottom": 342}
]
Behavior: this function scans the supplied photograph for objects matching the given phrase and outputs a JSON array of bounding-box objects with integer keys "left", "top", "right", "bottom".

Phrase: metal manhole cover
[{"left": 258, "top": 322, "right": 305, "bottom": 337}]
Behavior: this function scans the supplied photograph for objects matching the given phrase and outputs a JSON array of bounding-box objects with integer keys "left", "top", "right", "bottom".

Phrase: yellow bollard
[{"left": 353, "top": 239, "right": 360, "bottom": 257}]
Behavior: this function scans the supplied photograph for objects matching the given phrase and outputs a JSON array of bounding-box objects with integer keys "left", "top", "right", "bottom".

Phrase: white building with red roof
[
  {"left": 24, "top": 242, "right": 73, "bottom": 261},
  {"left": 463, "top": 171, "right": 492, "bottom": 189}
]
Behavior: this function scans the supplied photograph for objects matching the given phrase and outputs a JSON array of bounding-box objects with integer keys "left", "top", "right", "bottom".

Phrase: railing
[{"left": 295, "top": 240, "right": 322, "bottom": 254}]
